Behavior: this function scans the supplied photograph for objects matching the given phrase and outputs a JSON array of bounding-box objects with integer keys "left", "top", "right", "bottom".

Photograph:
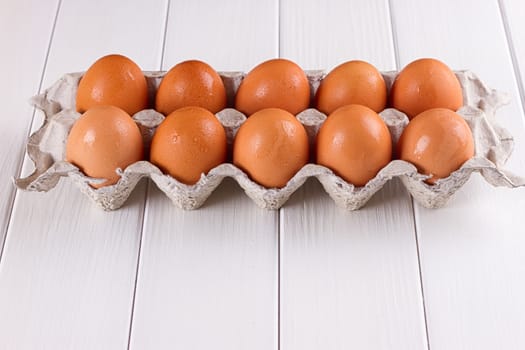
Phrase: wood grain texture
[
  {"left": 128, "top": 1, "right": 279, "bottom": 348},
  {"left": 0, "top": 182, "right": 147, "bottom": 349},
  {"left": 280, "top": 180, "right": 427, "bottom": 350},
  {"left": 391, "top": 0, "right": 525, "bottom": 349},
  {"left": 130, "top": 182, "right": 278, "bottom": 349},
  {"left": 2, "top": 1, "right": 525, "bottom": 349},
  {"left": 279, "top": 1, "right": 427, "bottom": 349},
  {"left": 0, "top": 0, "right": 167, "bottom": 348},
  {"left": 0, "top": 0, "right": 59, "bottom": 256},
  {"left": 280, "top": 0, "right": 396, "bottom": 71},
  {"left": 161, "top": 0, "right": 278, "bottom": 72}
]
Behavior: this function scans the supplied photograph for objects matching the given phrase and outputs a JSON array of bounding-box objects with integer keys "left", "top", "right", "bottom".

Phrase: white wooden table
[{"left": 1, "top": 0, "right": 525, "bottom": 349}]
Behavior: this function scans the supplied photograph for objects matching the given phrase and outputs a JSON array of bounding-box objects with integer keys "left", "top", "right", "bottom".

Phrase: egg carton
[{"left": 15, "top": 69, "right": 525, "bottom": 210}]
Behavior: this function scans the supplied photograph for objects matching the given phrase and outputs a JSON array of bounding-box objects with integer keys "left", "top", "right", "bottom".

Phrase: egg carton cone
[{"left": 14, "top": 70, "right": 525, "bottom": 210}]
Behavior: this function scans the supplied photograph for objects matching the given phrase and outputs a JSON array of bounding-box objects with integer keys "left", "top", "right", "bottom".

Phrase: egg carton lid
[{"left": 14, "top": 70, "right": 525, "bottom": 210}]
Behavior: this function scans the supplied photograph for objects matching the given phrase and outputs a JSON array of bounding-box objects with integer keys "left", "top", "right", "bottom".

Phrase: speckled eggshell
[
  {"left": 150, "top": 106, "right": 227, "bottom": 185},
  {"left": 155, "top": 60, "right": 227, "bottom": 115},
  {"left": 76, "top": 54, "right": 149, "bottom": 116},
  {"left": 65, "top": 105, "right": 144, "bottom": 188},
  {"left": 315, "top": 60, "right": 387, "bottom": 114},
  {"left": 235, "top": 58, "right": 310, "bottom": 116},
  {"left": 398, "top": 108, "right": 475, "bottom": 184},
  {"left": 390, "top": 58, "right": 463, "bottom": 119},
  {"left": 316, "top": 104, "right": 392, "bottom": 187},
  {"left": 233, "top": 107, "right": 309, "bottom": 188}
]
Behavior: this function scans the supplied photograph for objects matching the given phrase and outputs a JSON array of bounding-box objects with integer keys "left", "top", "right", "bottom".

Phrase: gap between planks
[
  {"left": 387, "top": 0, "right": 431, "bottom": 349},
  {"left": 0, "top": 1, "right": 443, "bottom": 349},
  {"left": 0, "top": 0, "right": 62, "bottom": 267},
  {"left": 497, "top": 0, "right": 525, "bottom": 119},
  {"left": 126, "top": 1, "right": 172, "bottom": 349}
]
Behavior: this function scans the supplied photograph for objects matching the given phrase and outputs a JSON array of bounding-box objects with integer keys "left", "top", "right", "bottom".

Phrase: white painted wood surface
[
  {"left": 0, "top": 0, "right": 59, "bottom": 255},
  {"left": 129, "top": 1, "right": 279, "bottom": 349},
  {"left": 391, "top": 1, "right": 525, "bottom": 349},
  {"left": 0, "top": 0, "right": 166, "bottom": 348},
  {"left": 279, "top": 1, "right": 427, "bottom": 349},
  {"left": 0, "top": 0, "right": 524, "bottom": 349}
]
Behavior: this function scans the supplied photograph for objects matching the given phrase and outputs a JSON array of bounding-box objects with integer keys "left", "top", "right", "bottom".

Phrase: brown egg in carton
[{"left": 15, "top": 70, "right": 525, "bottom": 210}]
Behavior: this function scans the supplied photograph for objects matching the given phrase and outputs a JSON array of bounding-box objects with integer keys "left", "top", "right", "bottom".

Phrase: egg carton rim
[{"left": 14, "top": 69, "right": 525, "bottom": 210}]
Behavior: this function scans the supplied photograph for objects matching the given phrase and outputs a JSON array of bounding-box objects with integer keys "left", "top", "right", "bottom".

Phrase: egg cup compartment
[{"left": 15, "top": 70, "right": 525, "bottom": 210}]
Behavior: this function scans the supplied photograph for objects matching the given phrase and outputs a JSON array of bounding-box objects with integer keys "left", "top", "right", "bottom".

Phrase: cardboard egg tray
[{"left": 15, "top": 70, "right": 525, "bottom": 210}]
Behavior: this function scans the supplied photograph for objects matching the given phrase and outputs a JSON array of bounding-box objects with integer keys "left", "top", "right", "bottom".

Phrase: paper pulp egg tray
[{"left": 15, "top": 69, "right": 525, "bottom": 210}]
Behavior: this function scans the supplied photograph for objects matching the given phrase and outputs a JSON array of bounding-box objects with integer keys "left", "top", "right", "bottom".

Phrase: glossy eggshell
[
  {"left": 234, "top": 58, "right": 310, "bottom": 116},
  {"left": 390, "top": 58, "right": 463, "bottom": 119},
  {"left": 76, "top": 54, "right": 149, "bottom": 116},
  {"left": 233, "top": 108, "right": 309, "bottom": 188},
  {"left": 316, "top": 104, "right": 392, "bottom": 187},
  {"left": 398, "top": 108, "right": 475, "bottom": 184},
  {"left": 155, "top": 60, "right": 227, "bottom": 115},
  {"left": 150, "top": 106, "right": 227, "bottom": 185},
  {"left": 65, "top": 105, "right": 144, "bottom": 188},
  {"left": 315, "top": 60, "right": 387, "bottom": 114}
]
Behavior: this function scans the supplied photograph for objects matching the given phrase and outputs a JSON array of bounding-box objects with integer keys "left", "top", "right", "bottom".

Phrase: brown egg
[
  {"left": 155, "top": 60, "right": 227, "bottom": 115},
  {"left": 76, "top": 54, "right": 149, "bottom": 116},
  {"left": 150, "top": 106, "right": 227, "bottom": 184},
  {"left": 316, "top": 104, "right": 392, "bottom": 187},
  {"left": 390, "top": 58, "right": 463, "bottom": 119},
  {"left": 233, "top": 108, "right": 309, "bottom": 188},
  {"left": 315, "top": 60, "right": 387, "bottom": 114},
  {"left": 65, "top": 105, "right": 144, "bottom": 188},
  {"left": 398, "top": 108, "right": 474, "bottom": 184},
  {"left": 235, "top": 58, "right": 310, "bottom": 116}
]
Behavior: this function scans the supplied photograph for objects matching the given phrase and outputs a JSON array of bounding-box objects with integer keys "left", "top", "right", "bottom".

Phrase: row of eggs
[
  {"left": 76, "top": 54, "right": 463, "bottom": 119},
  {"left": 67, "top": 55, "right": 474, "bottom": 189}
]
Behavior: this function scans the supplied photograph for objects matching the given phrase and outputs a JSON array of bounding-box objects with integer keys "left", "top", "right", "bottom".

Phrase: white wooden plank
[
  {"left": 130, "top": 181, "right": 278, "bottom": 349},
  {"left": 40, "top": 0, "right": 166, "bottom": 85},
  {"left": 281, "top": 180, "right": 428, "bottom": 350},
  {"left": 161, "top": 0, "right": 278, "bottom": 72},
  {"left": 280, "top": 0, "right": 396, "bottom": 71},
  {"left": 128, "top": 1, "right": 279, "bottom": 349},
  {"left": 390, "top": 1, "right": 525, "bottom": 349},
  {"left": 501, "top": 0, "right": 525, "bottom": 113},
  {"left": 0, "top": 0, "right": 168, "bottom": 348},
  {"left": 0, "top": 0, "right": 58, "bottom": 254},
  {"left": 279, "top": 1, "right": 428, "bottom": 349}
]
